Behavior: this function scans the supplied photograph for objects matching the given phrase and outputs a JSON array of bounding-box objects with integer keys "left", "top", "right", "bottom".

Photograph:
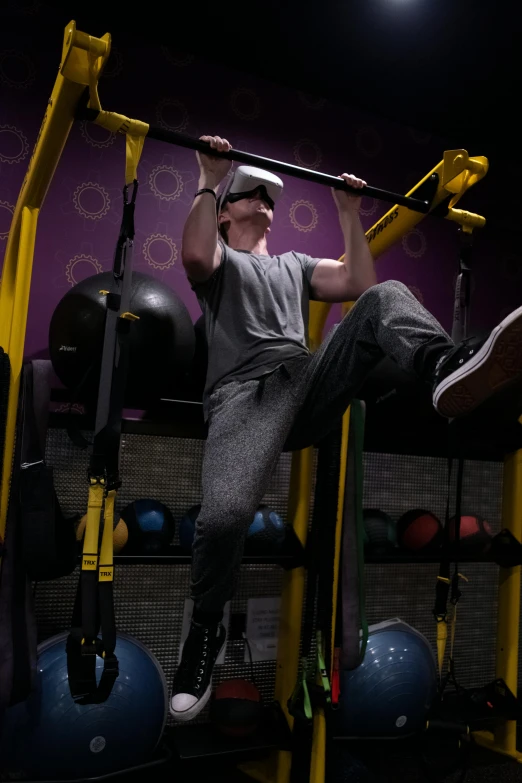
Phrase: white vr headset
[{"left": 218, "top": 165, "right": 284, "bottom": 212}]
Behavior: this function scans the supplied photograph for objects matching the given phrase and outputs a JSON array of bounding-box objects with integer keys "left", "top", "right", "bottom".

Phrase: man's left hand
[{"left": 332, "top": 173, "right": 367, "bottom": 213}]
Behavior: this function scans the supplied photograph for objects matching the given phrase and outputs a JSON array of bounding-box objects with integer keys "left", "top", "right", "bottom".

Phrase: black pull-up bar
[{"left": 80, "top": 108, "right": 431, "bottom": 214}]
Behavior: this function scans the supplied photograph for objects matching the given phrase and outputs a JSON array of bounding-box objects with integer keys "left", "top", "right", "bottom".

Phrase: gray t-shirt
[{"left": 192, "top": 241, "right": 321, "bottom": 413}]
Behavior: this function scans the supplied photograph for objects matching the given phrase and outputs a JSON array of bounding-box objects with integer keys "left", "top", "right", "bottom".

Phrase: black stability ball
[{"left": 49, "top": 272, "right": 195, "bottom": 404}]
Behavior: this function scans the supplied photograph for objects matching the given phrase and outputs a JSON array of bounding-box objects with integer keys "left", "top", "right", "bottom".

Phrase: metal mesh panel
[
  {"left": 363, "top": 452, "right": 503, "bottom": 688},
  {"left": 47, "top": 429, "right": 293, "bottom": 538},
  {"left": 40, "top": 429, "right": 508, "bottom": 726},
  {"left": 40, "top": 427, "right": 292, "bottom": 724}
]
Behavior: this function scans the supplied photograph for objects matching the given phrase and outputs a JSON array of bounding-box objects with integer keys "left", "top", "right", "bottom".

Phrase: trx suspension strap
[
  {"left": 434, "top": 226, "right": 473, "bottom": 686},
  {"left": 67, "top": 124, "right": 145, "bottom": 700}
]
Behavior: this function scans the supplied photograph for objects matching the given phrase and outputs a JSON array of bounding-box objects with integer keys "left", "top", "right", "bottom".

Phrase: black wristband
[{"left": 194, "top": 188, "right": 217, "bottom": 200}]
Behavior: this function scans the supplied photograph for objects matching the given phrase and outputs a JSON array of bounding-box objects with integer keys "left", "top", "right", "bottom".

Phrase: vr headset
[{"left": 218, "top": 165, "right": 284, "bottom": 212}]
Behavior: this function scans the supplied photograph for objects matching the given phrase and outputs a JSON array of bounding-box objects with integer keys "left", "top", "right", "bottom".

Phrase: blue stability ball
[
  {"left": 336, "top": 620, "right": 437, "bottom": 738},
  {"left": 178, "top": 504, "right": 286, "bottom": 552},
  {"left": 0, "top": 632, "right": 168, "bottom": 780}
]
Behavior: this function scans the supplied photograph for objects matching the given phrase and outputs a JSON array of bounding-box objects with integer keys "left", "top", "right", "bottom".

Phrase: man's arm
[
  {"left": 182, "top": 135, "right": 232, "bottom": 283},
  {"left": 309, "top": 173, "right": 377, "bottom": 303}
]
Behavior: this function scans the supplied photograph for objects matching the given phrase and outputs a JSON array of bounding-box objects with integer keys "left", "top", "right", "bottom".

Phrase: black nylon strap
[
  {"left": 69, "top": 182, "right": 139, "bottom": 702},
  {"left": 451, "top": 228, "right": 473, "bottom": 344}
]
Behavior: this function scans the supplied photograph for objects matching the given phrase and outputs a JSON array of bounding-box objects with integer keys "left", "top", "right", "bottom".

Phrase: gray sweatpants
[{"left": 191, "top": 281, "right": 452, "bottom": 612}]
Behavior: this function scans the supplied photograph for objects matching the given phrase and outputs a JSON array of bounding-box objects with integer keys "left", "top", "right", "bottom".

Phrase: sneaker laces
[
  {"left": 174, "top": 623, "right": 213, "bottom": 695},
  {"left": 434, "top": 335, "right": 486, "bottom": 377}
]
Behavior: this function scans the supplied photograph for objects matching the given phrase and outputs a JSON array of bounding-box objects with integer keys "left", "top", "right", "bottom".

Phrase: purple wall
[{"left": 1, "top": 8, "right": 520, "bottom": 362}]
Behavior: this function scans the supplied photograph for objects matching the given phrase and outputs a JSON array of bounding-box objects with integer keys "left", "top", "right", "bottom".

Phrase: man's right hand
[{"left": 197, "top": 135, "right": 232, "bottom": 189}]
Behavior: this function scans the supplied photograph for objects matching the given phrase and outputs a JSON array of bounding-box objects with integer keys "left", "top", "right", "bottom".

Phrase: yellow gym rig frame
[{"left": 0, "top": 20, "right": 519, "bottom": 783}]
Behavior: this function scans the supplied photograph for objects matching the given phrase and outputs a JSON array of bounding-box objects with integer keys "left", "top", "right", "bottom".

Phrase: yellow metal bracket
[{"left": 0, "top": 21, "right": 110, "bottom": 556}]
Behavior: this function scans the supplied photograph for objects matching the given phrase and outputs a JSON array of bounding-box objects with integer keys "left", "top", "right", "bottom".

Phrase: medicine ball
[
  {"left": 362, "top": 509, "right": 396, "bottom": 555},
  {"left": 120, "top": 499, "right": 175, "bottom": 554},
  {"left": 210, "top": 679, "right": 262, "bottom": 737},
  {"left": 397, "top": 509, "right": 443, "bottom": 553},
  {"left": 76, "top": 513, "right": 129, "bottom": 554},
  {"left": 49, "top": 272, "right": 195, "bottom": 405},
  {"left": 335, "top": 620, "right": 437, "bottom": 738},
  {"left": 0, "top": 632, "right": 168, "bottom": 779},
  {"left": 246, "top": 505, "right": 286, "bottom": 553},
  {"left": 449, "top": 514, "right": 493, "bottom": 556},
  {"left": 178, "top": 504, "right": 286, "bottom": 553}
]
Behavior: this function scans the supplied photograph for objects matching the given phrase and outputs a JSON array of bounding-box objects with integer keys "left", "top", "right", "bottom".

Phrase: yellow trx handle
[
  {"left": 93, "top": 111, "right": 149, "bottom": 184},
  {"left": 99, "top": 489, "right": 116, "bottom": 583},
  {"left": 82, "top": 481, "right": 105, "bottom": 571},
  {"left": 446, "top": 208, "right": 486, "bottom": 232}
]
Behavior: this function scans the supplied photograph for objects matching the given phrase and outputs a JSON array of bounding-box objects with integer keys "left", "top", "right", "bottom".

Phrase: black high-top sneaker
[
  {"left": 433, "top": 306, "right": 522, "bottom": 418},
  {"left": 170, "top": 619, "right": 226, "bottom": 722}
]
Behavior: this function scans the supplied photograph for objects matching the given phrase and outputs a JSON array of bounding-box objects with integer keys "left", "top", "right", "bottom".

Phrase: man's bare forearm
[
  {"left": 181, "top": 174, "right": 220, "bottom": 266},
  {"left": 339, "top": 209, "right": 377, "bottom": 296}
]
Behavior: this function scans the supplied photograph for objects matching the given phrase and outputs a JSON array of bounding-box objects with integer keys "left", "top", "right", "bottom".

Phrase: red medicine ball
[
  {"left": 397, "top": 509, "right": 443, "bottom": 553},
  {"left": 449, "top": 514, "right": 493, "bottom": 556},
  {"left": 210, "top": 679, "right": 262, "bottom": 737}
]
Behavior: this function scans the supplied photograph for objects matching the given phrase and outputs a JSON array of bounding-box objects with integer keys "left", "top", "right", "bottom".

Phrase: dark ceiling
[{"left": 43, "top": 0, "right": 520, "bottom": 160}]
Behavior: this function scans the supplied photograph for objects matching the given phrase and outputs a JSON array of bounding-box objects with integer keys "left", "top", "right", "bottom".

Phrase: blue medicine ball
[
  {"left": 336, "top": 620, "right": 437, "bottom": 738},
  {"left": 121, "top": 498, "right": 175, "bottom": 554},
  {"left": 0, "top": 632, "right": 168, "bottom": 779},
  {"left": 178, "top": 504, "right": 286, "bottom": 552}
]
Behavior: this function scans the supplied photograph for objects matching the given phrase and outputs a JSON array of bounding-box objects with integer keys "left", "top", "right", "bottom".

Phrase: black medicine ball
[{"left": 49, "top": 272, "right": 195, "bottom": 404}]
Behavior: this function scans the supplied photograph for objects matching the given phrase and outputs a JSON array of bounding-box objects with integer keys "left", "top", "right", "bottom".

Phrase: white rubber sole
[
  {"left": 169, "top": 630, "right": 226, "bottom": 723},
  {"left": 169, "top": 680, "right": 213, "bottom": 723},
  {"left": 433, "top": 305, "right": 522, "bottom": 418}
]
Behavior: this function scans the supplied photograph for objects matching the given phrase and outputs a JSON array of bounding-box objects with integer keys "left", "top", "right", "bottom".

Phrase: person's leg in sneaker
[
  {"left": 287, "top": 281, "right": 522, "bottom": 450},
  {"left": 286, "top": 280, "right": 452, "bottom": 449},
  {"left": 170, "top": 368, "right": 304, "bottom": 721}
]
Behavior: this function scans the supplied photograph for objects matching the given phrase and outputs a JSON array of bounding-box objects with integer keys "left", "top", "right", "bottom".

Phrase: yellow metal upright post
[
  {"left": 0, "top": 21, "right": 110, "bottom": 557},
  {"left": 475, "top": 448, "right": 522, "bottom": 762}
]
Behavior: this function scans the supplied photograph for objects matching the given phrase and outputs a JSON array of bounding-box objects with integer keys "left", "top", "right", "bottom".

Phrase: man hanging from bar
[{"left": 170, "top": 135, "right": 522, "bottom": 721}]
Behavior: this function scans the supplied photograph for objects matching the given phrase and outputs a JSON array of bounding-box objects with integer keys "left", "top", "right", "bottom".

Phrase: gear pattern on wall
[
  {"left": 407, "top": 285, "right": 424, "bottom": 304},
  {"left": 355, "top": 126, "right": 383, "bottom": 158},
  {"left": 409, "top": 128, "right": 432, "bottom": 145},
  {"left": 0, "top": 50, "right": 36, "bottom": 89},
  {"left": 402, "top": 228, "right": 427, "bottom": 259},
  {"left": 160, "top": 47, "right": 195, "bottom": 67},
  {"left": 230, "top": 88, "right": 261, "bottom": 121},
  {"left": 289, "top": 200, "right": 319, "bottom": 233},
  {"left": 73, "top": 182, "right": 111, "bottom": 221},
  {"left": 65, "top": 254, "right": 103, "bottom": 286},
  {"left": 148, "top": 165, "right": 184, "bottom": 202},
  {"left": 156, "top": 98, "right": 189, "bottom": 133},
  {"left": 4, "top": 0, "right": 41, "bottom": 14},
  {"left": 101, "top": 47, "right": 124, "bottom": 79},
  {"left": 297, "top": 91, "right": 327, "bottom": 110},
  {"left": 293, "top": 139, "right": 322, "bottom": 170},
  {"left": 0, "top": 200, "right": 15, "bottom": 240},
  {"left": 79, "top": 121, "right": 118, "bottom": 149},
  {"left": 359, "top": 196, "right": 379, "bottom": 217},
  {"left": 142, "top": 233, "right": 178, "bottom": 270},
  {"left": 0, "top": 124, "right": 30, "bottom": 164}
]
